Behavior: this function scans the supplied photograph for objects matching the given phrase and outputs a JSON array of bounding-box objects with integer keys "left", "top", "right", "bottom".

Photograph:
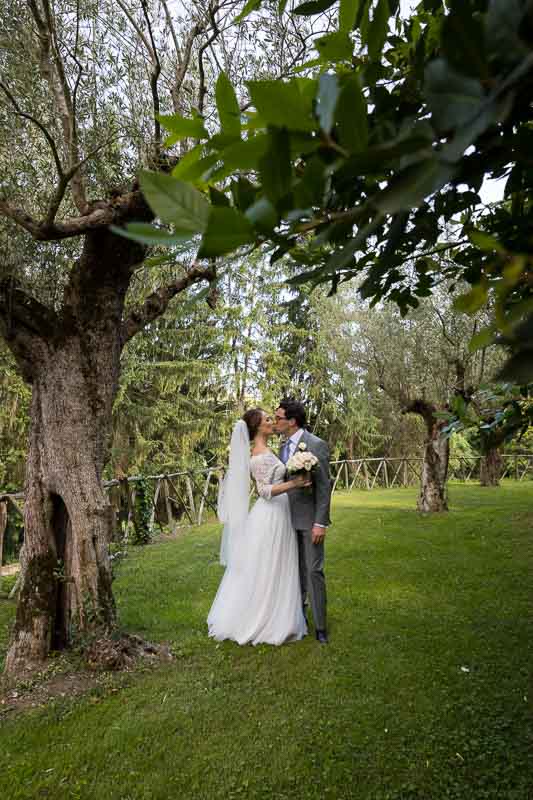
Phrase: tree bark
[
  {"left": 418, "top": 419, "right": 449, "bottom": 513},
  {"left": 2, "top": 220, "right": 214, "bottom": 674},
  {"left": 4, "top": 229, "right": 140, "bottom": 675},
  {"left": 480, "top": 446, "right": 503, "bottom": 487},
  {"left": 403, "top": 399, "right": 449, "bottom": 513},
  {"left": 5, "top": 327, "right": 119, "bottom": 672},
  {"left": 0, "top": 501, "right": 7, "bottom": 572}
]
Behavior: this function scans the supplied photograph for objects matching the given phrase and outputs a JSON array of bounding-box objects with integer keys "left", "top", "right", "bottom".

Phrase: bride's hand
[{"left": 291, "top": 473, "right": 312, "bottom": 488}]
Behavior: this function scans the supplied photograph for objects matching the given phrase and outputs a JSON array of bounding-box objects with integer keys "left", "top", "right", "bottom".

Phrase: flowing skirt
[{"left": 207, "top": 494, "right": 307, "bottom": 645}]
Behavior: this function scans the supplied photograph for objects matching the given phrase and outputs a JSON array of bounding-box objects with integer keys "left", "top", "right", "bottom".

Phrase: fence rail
[{"left": 2, "top": 455, "right": 533, "bottom": 568}]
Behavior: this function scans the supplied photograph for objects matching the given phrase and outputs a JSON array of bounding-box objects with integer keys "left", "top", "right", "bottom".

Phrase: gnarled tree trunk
[
  {"left": 3, "top": 229, "right": 139, "bottom": 674},
  {"left": 480, "top": 446, "right": 503, "bottom": 487},
  {"left": 1, "top": 222, "right": 214, "bottom": 675},
  {"left": 418, "top": 419, "right": 449, "bottom": 513},
  {"left": 404, "top": 399, "right": 449, "bottom": 514}
]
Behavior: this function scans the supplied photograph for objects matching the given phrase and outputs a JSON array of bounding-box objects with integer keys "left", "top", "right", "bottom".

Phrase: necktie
[{"left": 280, "top": 439, "right": 290, "bottom": 464}]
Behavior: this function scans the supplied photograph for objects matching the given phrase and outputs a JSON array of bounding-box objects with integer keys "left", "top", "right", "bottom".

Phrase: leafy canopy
[{"left": 122, "top": 0, "right": 533, "bottom": 379}]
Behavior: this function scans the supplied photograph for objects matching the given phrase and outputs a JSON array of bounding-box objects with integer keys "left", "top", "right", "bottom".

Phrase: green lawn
[{"left": 1, "top": 482, "right": 532, "bottom": 800}]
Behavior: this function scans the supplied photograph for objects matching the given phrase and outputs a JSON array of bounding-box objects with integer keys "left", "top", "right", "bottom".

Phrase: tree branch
[
  {"left": 115, "top": 0, "right": 156, "bottom": 59},
  {"left": 401, "top": 397, "right": 437, "bottom": 429},
  {"left": 121, "top": 263, "right": 216, "bottom": 344},
  {"left": 140, "top": 0, "right": 162, "bottom": 147},
  {"left": 28, "top": 0, "right": 88, "bottom": 213},
  {"left": 431, "top": 303, "right": 457, "bottom": 348},
  {"left": 0, "top": 186, "right": 147, "bottom": 241},
  {"left": 198, "top": 3, "right": 222, "bottom": 115},
  {"left": 0, "top": 80, "right": 63, "bottom": 177},
  {"left": 159, "top": 0, "right": 182, "bottom": 60},
  {"left": 0, "top": 280, "right": 57, "bottom": 337},
  {"left": 171, "top": 23, "right": 203, "bottom": 113}
]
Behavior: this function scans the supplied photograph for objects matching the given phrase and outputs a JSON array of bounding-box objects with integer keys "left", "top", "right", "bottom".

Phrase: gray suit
[{"left": 282, "top": 429, "right": 331, "bottom": 632}]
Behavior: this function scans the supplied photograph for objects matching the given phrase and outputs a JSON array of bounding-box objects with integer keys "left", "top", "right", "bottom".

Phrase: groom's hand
[{"left": 311, "top": 524, "right": 326, "bottom": 545}]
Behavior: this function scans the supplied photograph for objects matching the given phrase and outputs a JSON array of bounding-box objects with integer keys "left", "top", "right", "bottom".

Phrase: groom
[{"left": 274, "top": 400, "right": 331, "bottom": 644}]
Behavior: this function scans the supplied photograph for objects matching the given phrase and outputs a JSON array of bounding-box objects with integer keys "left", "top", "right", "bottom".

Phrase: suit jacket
[{"left": 281, "top": 429, "right": 332, "bottom": 531}]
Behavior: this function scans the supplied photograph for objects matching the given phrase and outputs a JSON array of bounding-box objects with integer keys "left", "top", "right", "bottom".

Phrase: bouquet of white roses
[{"left": 286, "top": 442, "right": 318, "bottom": 477}]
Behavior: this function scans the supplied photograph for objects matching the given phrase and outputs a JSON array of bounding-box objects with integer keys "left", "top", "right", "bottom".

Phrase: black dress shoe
[{"left": 316, "top": 629, "right": 328, "bottom": 644}]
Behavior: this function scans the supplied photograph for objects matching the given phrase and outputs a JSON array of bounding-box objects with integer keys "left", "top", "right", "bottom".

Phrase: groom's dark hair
[{"left": 279, "top": 399, "right": 307, "bottom": 429}]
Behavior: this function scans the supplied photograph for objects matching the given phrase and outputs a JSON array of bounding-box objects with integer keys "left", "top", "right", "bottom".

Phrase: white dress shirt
[{"left": 287, "top": 427, "right": 304, "bottom": 460}]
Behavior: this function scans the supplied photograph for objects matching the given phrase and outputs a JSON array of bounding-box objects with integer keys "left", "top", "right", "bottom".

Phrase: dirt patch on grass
[{"left": 0, "top": 634, "right": 173, "bottom": 720}]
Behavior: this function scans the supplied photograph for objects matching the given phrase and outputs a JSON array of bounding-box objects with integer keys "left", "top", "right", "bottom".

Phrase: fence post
[
  {"left": 162, "top": 478, "right": 173, "bottom": 528},
  {"left": 197, "top": 469, "right": 213, "bottom": 526},
  {"left": 185, "top": 475, "right": 196, "bottom": 521},
  {"left": 0, "top": 501, "right": 7, "bottom": 575}
]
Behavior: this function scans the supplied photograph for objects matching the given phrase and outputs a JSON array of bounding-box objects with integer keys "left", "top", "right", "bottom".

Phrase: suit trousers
[{"left": 296, "top": 528, "right": 327, "bottom": 631}]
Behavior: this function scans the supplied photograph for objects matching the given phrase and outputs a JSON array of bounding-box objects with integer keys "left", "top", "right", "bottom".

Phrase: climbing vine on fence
[{"left": 131, "top": 477, "right": 153, "bottom": 546}]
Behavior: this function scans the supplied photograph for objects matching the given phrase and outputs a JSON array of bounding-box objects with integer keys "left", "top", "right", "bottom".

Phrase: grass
[{"left": 0, "top": 481, "right": 532, "bottom": 800}]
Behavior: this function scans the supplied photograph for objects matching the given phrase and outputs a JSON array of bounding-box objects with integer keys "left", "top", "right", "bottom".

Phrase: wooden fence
[
  {"left": 330, "top": 454, "right": 533, "bottom": 491},
  {"left": 2, "top": 454, "right": 533, "bottom": 569}
]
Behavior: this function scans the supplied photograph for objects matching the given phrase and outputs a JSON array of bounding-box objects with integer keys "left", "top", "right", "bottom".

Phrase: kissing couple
[{"left": 207, "top": 400, "right": 331, "bottom": 646}]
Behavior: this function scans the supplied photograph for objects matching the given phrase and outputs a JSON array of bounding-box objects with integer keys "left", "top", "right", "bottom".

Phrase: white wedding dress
[{"left": 207, "top": 452, "right": 307, "bottom": 646}]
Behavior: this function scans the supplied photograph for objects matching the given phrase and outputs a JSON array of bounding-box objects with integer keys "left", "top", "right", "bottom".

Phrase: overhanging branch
[
  {"left": 0, "top": 188, "right": 146, "bottom": 241},
  {"left": 121, "top": 263, "right": 216, "bottom": 344},
  {"left": 0, "top": 276, "right": 59, "bottom": 339}
]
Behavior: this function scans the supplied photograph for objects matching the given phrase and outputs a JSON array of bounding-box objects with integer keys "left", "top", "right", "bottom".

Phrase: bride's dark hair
[{"left": 242, "top": 408, "right": 264, "bottom": 441}]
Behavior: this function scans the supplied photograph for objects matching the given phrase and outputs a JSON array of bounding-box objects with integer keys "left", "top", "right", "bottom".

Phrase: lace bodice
[{"left": 250, "top": 452, "right": 286, "bottom": 500}]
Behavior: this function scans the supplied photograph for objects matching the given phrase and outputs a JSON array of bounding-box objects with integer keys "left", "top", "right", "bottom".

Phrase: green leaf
[
  {"left": 231, "top": 177, "right": 259, "bottom": 212},
  {"left": 172, "top": 150, "right": 220, "bottom": 182},
  {"left": 315, "top": 31, "right": 353, "bottom": 62},
  {"left": 260, "top": 128, "right": 292, "bottom": 204},
  {"left": 221, "top": 135, "right": 269, "bottom": 169},
  {"left": 293, "top": 57, "right": 324, "bottom": 74},
  {"left": 367, "top": 0, "right": 390, "bottom": 62},
  {"left": 425, "top": 59, "right": 485, "bottom": 133},
  {"left": 468, "top": 231, "right": 505, "bottom": 253},
  {"left": 198, "top": 207, "right": 255, "bottom": 257},
  {"left": 216, "top": 72, "right": 241, "bottom": 139},
  {"left": 157, "top": 114, "right": 208, "bottom": 145},
  {"left": 497, "top": 351, "right": 533, "bottom": 384},
  {"left": 294, "top": 155, "right": 327, "bottom": 209},
  {"left": 316, "top": 74, "right": 340, "bottom": 135},
  {"left": 336, "top": 73, "right": 368, "bottom": 152},
  {"left": 441, "top": 7, "right": 488, "bottom": 80},
  {"left": 287, "top": 266, "right": 326, "bottom": 286},
  {"left": 247, "top": 80, "right": 316, "bottom": 131},
  {"left": 453, "top": 282, "right": 489, "bottom": 315},
  {"left": 339, "top": 0, "right": 359, "bottom": 31},
  {"left": 278, "top": 0, "right": 288, "bottom": 12},
  {"left": 294, "top": 0, "right": 337, "bottom": 14},
  {"left": 110, "top": 223, "right": 195, "bottom": 247},
  {"left": 235, "top": 0, "right": 262, "bottom": 23},
  {"left": 139, "top": 171, "right": 209, "bottom": 234},
  {"left": 209, "top": 187, "right": 231, "bottom": 206},
  {"left": 326, "top": 216, "right": 383, "bottom": 270},
  {"left": 245, "top": 195, "right": 279, "bottom": 232},
  {"left": 374, "top": 158, "right": 455, "bottom": 214},
  {"left": 468, "top": 230, "right": 505, "bottom": 253},
  {"left": 486, "top": 0, "right": 529, "bottom": 66},
  {"left": 468, "top": 326, "right": 496, "bottom": 353}
]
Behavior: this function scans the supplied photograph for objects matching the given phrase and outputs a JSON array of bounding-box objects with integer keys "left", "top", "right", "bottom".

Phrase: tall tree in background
[{"left": 348, "top": 289, "right": 501, "bottom": 510}]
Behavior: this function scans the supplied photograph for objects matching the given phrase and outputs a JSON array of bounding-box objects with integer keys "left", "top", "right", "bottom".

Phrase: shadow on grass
[{"left": 0, "top": 483, "right": 532, "bottom": 800}]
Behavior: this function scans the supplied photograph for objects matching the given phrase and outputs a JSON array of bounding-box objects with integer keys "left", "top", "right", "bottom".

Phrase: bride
[{"left": 207, "top": 408, "right": 309, "bottom": 646}]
